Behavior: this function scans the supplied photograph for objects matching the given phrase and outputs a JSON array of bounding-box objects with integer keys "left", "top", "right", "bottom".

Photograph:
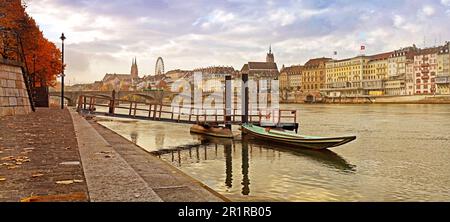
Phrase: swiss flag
[{"left": 361, "top": 45, "right": 366, "bottom": 50}]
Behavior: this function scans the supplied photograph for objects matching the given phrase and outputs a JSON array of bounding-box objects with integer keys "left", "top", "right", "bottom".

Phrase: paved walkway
[
  {"left": 88, "top": 118, "right": 226, "bottom": 202},
  {"left": 70, "top": 111, "right": 162, "bottom": 202},
  {"left": 0, "top": 108, "right": 88, "bottom": 202},
  {"left": 1, "top": 108, "right": 226, "bottom": 202}
]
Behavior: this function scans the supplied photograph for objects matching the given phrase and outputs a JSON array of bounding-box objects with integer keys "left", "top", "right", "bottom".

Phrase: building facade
[
  {"left": 301, "top": 58, "right": 331, "bottom": 101},
  {"left": 279, "top": 65, "right": 303, "bottom": 91},
  {"left": 436, "top": 42, "right": 450, "bottom": 94},
  {"left": 414, "top": 48, "right": 439, "bottom": 95},
  {"left": 194, "top": 66, "right": 237, "bottom": 92},
  {"left": 363, "top": 52, "right": 391, "bottom": 96},
  {"left": 323, "top": 56, "right": 367, "bottom": 97},
  {"left": 279, "top": 65, "right": 289, "bottom": 91},
  {"left": 387, "top": 47, "right": 417, "bottom": 95}
]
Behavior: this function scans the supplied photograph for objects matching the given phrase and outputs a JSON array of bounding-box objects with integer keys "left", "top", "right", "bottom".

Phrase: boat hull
[
  {"left": 190, "top": 124, "right": 234, "bottom": 138},
  {"left": 241, "top": 125, "right": 356, "bottom": 150}
]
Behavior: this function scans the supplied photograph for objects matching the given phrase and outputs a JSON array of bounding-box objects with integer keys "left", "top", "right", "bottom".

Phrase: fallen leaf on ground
[
  {"left": 1, "top": 156, "right": 14, "bottom": 161},
  {"left": 56, "top": 180, "right": 74, "bottom": 185},
  {"left": 23, "top": 148, "right": 35, "bottom": 151},
  {"left": 20, "top": 192, "right": 88, "bottom": 202},
  {"left": 32, "top": 173, "right": 44, "bottom": 178},
  {"left": 7, "top": 166, "right": 19, "bottom": 170},
  {"left": 0, "top": 177, "right": 6, "bottom": 182},
  {"left": 73, "top": 180, "right": 84, "bottom": 183}
]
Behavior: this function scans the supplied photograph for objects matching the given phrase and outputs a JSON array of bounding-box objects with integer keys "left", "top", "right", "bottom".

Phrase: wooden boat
[
  {"left": 190, "top": 124, "right": 235, "bottom": 138},
  {"left": 241, "top": 124, "right": 356, "bottom": 150}
]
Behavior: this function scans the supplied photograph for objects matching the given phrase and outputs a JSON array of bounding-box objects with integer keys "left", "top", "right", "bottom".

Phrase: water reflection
[
  {"left": 224, "top": 143, "right": 232, "bottom": 189},
  {"left": 155, "top": 131, "right": 165, "bottom": 148},
  {"left": 241, "top": 135, "right": 356, "bottom": 173},
  {"left": 99, "top": 104, "right": 450, "bottom": 201},
  {"left": 241, "top": 140, "right": 250, "bottom": 195},
  {"left": 131, "top": 131, "right": 138, "bottom": 144},
  {"left": 153, "top": 133, "right": 356, "bottom": 197}
]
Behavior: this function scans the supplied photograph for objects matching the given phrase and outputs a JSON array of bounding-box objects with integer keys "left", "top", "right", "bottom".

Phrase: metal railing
[{"left": 0, "top": 28, "right": 35, "bottom": 111}]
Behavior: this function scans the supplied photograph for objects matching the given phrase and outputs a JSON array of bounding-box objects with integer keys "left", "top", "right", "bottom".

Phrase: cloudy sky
[{"left": 27, "top": 0, "right": 450, "bottom": 84}]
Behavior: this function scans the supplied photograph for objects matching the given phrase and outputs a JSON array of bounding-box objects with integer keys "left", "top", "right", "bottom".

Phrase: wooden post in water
[
  {"left": 109, "top": 90, "right": 116, "bottom": 114},
  {"left": 225, "top": 75, "right": 232, "bottom": 130},
  {"left": 242, "top": 73, "right": 249, "bottom": 124}
]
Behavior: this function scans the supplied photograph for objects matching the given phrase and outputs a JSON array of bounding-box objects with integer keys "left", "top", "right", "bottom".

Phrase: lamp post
[{"left": 60, "top": 33, "right": 66, "bottom": 109}]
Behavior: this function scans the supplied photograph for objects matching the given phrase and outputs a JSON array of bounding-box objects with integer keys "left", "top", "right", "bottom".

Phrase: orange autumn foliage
[{"left": 1, "top": 0, "right": 63, "bottom": 87}]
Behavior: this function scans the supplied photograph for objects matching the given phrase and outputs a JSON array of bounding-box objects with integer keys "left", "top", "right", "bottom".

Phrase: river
[{"left": 96, "top": 104, "right": 450, "bottom": 201}]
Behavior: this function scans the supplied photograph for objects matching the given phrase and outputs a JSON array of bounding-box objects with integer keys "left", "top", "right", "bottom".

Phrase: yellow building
[
  {"left": 363, "top": 52, "right": 391, "bottom": 96},
  {"left": 436, "top": 42, "right": 450, "bottom": 95},
  {"left": 323, "top": 52, "right": 394, "bottom": 97},
  {"left": 322, "top": 56, "right": 366, "bottom": 97}
]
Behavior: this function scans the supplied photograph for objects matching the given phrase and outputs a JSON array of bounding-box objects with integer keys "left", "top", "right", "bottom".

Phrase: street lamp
[{"left": 60, "top": 33, "right": 66, "bottom": 109}]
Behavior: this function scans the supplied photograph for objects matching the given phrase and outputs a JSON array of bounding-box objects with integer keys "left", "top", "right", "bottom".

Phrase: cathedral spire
[
  {"left": 131, "top": 57, "right": 138, "bottom": 79},
  {"left": 266, "top": 45, "right": 275, "bottom": 63}
]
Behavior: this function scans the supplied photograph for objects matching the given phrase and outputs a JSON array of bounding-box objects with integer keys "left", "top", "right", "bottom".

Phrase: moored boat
[
  {"left": 190, "top": 124, "right": 235, "bottom": 138},
  {"left": 241, "top": 124, "right": 356, "bottom": 150}
]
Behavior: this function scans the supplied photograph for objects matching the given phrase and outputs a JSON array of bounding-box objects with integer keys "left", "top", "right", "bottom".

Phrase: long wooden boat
[{"left": 241, "top": 124, "right": 356, "bottom": 150}]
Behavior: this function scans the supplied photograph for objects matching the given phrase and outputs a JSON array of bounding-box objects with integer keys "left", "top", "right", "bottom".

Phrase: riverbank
[
  {"left": 0, "top": 108, "right": 226, "bottom": 202},
  {"left": 281, "top": 95, "right": 450, "bottom": 104}
]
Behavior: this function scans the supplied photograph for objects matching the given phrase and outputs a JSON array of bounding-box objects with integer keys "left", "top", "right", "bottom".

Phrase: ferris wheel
[{"left": 155, "top": 57, "right": 165, "bottom": 76}]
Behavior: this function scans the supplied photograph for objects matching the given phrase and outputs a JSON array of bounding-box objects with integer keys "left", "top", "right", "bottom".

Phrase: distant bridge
[{"left": 49, "top": 90, "right": 173, "bottom": 106}]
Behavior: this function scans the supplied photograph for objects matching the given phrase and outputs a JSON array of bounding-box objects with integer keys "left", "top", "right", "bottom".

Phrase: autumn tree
[{"left": 0, "top": 0, "right": 63, "bottom": 87}]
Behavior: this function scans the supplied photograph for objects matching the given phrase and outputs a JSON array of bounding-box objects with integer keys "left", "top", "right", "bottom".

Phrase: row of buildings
[
  {"left": 280, "top": 42, "right": 450, "bottom": 102},
  {"left": 69, "top": 47, "right": 280, "bottom": 94},
  {"left": 70, "top": 42, "right": 450, "bottom": 103}
]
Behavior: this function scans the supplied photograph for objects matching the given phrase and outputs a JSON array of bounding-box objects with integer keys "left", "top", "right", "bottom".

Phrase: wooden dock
[{"left": 76, "top": 95, "right": 299, "bottom": 131}]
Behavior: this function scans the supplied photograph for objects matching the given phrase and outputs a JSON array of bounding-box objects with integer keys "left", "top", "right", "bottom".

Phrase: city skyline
[{"left": 27, "top": 0, "right": 450, "bottom": 84}]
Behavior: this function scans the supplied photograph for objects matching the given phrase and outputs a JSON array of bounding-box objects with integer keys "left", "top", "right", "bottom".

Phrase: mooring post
[
  {"left": 225, "top": 75, "right": 232, "bottom": 130},
  {"left": 109, "top": 90, "right": 116, "bottom": 114},
  {"left": 242, "top": 73, "right": 249, "bottom": 124}
]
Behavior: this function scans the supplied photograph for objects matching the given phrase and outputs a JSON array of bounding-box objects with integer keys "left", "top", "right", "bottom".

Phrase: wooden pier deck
[{"left": 76, "top": 95, "right": 299, "bottom": 131}]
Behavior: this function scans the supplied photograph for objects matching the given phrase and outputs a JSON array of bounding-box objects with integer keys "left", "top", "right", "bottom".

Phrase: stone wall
[{"left": 0, "top": 61, "right": 32, "bottom": 117}]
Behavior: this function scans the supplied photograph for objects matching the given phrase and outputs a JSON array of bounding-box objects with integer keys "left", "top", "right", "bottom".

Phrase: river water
[{"left": 97, "top": 104, "right": 450, "bottom": 202}]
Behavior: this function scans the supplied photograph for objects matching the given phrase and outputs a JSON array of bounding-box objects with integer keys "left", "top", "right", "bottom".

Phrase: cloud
[
  {"left": 421, "top": 5, "right": 436, "bottom": 16},
  {"left": 442, "top": 0, "right": 450, "bottom": 6},
  {"left": 194, "top": 9, "right": 236, "bottom": 29},
  {"left": 25, "top": 0, "right": 450, "bottom": 84},
  {"left": 269, "top": 9, "right": 297, "bottom": 26}
]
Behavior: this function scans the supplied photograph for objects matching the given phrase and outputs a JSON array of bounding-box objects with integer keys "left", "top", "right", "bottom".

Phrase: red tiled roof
[
  {"left": 369, "top": 52, "right": 393, "bottom": 61},
  {"left": 304, "top": 57, "right": 332, "bottom": 66},
  {"left": 248, "top": 62, "right": 278, "bottom": 70}
]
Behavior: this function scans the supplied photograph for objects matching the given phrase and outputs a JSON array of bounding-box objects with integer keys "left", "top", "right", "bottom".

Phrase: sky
[{"left": 26, "top": 0, "right": 450, "bottom": 84}]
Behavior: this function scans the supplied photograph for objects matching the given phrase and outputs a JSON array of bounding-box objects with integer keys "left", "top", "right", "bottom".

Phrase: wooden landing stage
[{"left": 76, "top": 95, "right": 299, "bottom": 131}]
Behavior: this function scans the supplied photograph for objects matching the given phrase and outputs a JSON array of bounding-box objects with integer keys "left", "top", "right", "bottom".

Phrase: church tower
[
  {"left": 130, "top": 57, "right": 139, "bottom": 79},
  {"left": 266, "top": 45, "right": 275, "bottom": 63}
]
